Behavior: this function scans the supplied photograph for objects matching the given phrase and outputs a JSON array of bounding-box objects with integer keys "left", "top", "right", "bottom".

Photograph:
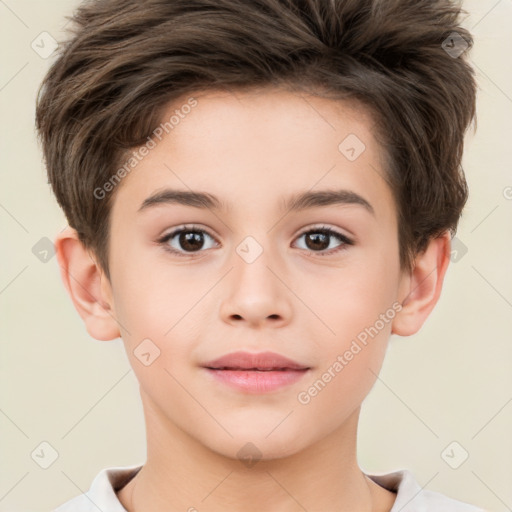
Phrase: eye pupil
[
  {"left": 306, "top": 232, "right": 329, "bottom": 251},
  {"left": 180, "top": 231, "right": 204, "bottom": 251}
]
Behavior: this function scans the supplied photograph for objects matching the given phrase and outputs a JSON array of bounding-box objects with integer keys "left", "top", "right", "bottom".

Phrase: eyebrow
[{"left": 138, "top": 188, "right": 374, "bottom": 216}]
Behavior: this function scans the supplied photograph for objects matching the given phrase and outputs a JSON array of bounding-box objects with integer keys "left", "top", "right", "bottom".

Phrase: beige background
[{"left": 1, "top": 1, "right": 511, "bottom": 510}]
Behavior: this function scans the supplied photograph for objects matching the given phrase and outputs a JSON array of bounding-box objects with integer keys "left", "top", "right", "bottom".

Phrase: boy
[{"left": 35, "top": 0, "right": 485, "bottom": 510}]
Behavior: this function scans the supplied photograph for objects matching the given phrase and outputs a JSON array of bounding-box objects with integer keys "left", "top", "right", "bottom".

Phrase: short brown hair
[{"left": 35, "top": 0, "right": 477, "bottom": 280}]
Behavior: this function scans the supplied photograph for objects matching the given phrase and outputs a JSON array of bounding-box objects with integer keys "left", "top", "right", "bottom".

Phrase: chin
[{"left": 204, "top": 430, "right": 308, "bottom": 463}]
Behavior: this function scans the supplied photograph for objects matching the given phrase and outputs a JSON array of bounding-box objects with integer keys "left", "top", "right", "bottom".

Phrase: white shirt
[{"left": 53, "top": 464, "right": 487, "bottom": 511}]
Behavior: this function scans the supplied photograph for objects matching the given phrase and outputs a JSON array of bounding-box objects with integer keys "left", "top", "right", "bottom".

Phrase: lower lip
[{"left": 203, "top": 368, "right": 309, "bottom": 393}]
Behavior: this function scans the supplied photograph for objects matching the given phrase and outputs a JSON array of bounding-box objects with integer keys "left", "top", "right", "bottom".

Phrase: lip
[
  {"left": 202, "top": 350, "right": 309, "bottom": 371},
  {"left": 201, "top": 351, "right": 310, "bottom": 394}
]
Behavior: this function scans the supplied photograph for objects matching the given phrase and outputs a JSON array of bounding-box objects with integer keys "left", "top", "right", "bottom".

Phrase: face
[{"left": 105, "top": 88, "right": 406, "bottom": 460}]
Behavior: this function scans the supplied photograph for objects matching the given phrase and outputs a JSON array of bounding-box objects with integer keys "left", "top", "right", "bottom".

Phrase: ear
[
  {"left": 392, "top": 231, "right": 451, "bottom": 336},
  {"left": 54, "top": 227, "right": 120, "bottom": 341}
]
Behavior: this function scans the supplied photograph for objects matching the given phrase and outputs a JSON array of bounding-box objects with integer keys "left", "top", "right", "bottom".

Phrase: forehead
[
  {"left": 110, "top": 88, "right": 394, "bottom": 221},
  {"left": 164, "top": 87, "right": 377, "bottom": 155}
]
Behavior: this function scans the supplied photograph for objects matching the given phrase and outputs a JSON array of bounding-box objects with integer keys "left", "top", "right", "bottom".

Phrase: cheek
[
  {"left": 299, "top": 288, "right": 396, "bottom": 424},
  {"left": 304, "top": 246, "right": 400, "bottom": 385},
  {"left": 111, "top": 242, "right": 188, "bottom": 328},
  {"left": 311, "top": 256, "right": 399, "bottom": 340},
  {"left": 111, "top": 254, "right": 207, "bottom": 374}
]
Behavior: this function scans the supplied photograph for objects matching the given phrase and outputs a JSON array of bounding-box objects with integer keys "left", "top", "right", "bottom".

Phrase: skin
[{"left": 56, "top": 88, "right": 451, "bottom": 512}]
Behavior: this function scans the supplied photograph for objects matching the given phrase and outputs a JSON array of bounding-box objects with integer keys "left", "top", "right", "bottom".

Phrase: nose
[{"left": 219, "top": 244, "right": 293, "bottom": 329}]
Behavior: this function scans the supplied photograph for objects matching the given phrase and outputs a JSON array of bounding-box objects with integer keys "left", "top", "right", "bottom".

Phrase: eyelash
[{"left": 157, "top": 224, "right": 353, "bottom": 258}]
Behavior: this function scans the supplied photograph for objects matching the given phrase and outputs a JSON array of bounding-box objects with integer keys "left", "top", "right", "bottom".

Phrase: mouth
[{"left": 201, "top": 351, "right": 310, "bottom": 393}]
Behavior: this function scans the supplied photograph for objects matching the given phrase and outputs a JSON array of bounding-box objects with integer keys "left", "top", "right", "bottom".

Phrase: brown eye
[
  {"left": 294, "top": 227, "right": 352, "bottom": 256},
  {"left": 304, "top": 232, "right": 330, "bottom": 251},
  {"left": 159, "top": 226, "right": 218, "bottom": 256},
  {"left": 178, "top": 231, "right": 206, "bottom": 252}
]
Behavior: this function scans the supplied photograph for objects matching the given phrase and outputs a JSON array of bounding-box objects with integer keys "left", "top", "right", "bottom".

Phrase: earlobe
[
  {"left": 391, "top": 232, "right": 451, "bottom": 337},
  {"left": 54, "top": 227, "right": 120, "bottom": 341}
]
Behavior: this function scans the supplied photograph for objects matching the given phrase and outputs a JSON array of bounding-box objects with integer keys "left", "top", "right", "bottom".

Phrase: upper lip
[{"left": 202, "top": 351, "right": 310, "bottom": 371}]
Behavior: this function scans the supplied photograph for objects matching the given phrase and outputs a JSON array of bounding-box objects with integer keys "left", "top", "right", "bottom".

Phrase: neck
[{"left": 118, "top": 391, "right": 395, "bottom": 512}]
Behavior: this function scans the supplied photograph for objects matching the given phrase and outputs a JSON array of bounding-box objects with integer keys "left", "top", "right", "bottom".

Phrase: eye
[
  {"left": 294, "top": 226, "right": 353, "bottom": 256},
  {"left": 158, "top": 225, "right": 218, "bottom": 257},
  {"left": 157, "top": 224, "right": 353, "bottom": 258}
]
